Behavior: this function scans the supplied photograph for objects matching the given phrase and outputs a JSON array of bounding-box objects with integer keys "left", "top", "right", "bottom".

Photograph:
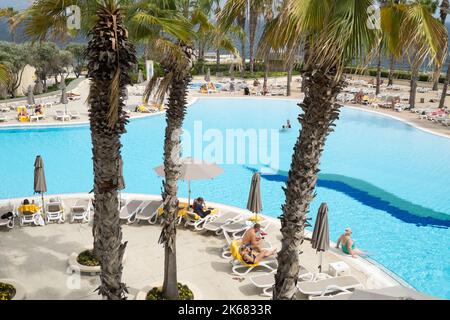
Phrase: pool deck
[{"left": 0, "top": 193, "right": 408, "bottom": 300}]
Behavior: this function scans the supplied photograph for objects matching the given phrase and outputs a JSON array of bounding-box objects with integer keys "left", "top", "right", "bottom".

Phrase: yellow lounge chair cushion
[
  {"left": 18, "top": 204, "right": 41, "bottom": 214},
  {"left": 230, "top": 240, "right": 258, "bottom": 267},
  {"left": 247, "top": 215, "right": 264, "bottom": 222}
]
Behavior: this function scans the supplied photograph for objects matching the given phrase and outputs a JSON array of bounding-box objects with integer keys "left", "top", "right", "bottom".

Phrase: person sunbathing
[
  {"left": 193, "top": 197, "right": 212, "bottom": 218},
  {"left": 241, "top": 223, "right": 268, "bottom": 253},
  {"left": 239, "top": 244, "right": 275, "bottom": 265},
  {"left": 336, "top": 227, "right": 365, "bottom": 258}
]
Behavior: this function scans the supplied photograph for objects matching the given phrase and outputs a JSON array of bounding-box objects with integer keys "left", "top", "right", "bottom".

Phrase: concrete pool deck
[{"left": 0, "top": 193, "right": 407, "bottom": 300}]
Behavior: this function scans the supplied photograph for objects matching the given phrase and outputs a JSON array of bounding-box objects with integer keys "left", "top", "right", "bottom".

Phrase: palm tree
[
  {"left": 254, "top": 0, "right": 447, "bottom": 300},
  {"left": 0, "top": 7, "right": 23, "bottom": 43},
  {"left": 129, "top": 0, "right": 195, "bottom": 300},
  {"left": 24, "top": 0, "right": 137, "bottom": 300},
  {"left": 401, "top": 2, "right": 447, "bottom": 108},
  {"left": 439, "top": 0, "right": 450, "bottom": 108}
]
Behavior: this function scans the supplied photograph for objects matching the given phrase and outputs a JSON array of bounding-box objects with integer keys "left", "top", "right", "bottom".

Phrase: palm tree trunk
[
  {"left": 409, "top": 64, "right": 420, "bottom": 109},
  {"left": 263, "top": 61, "right": 269, "bottom": 93},
  {"left": 87, "top": 5, "right": 136, "bottom": 300},
  {"left": 159, "top": 45, "right": 194, "bottom": 300},
  {"left": 439, "top": 61, "right": 450, "bottom": 108},
  {"left": 388, "top": 54, "right": 395, "bottom": 86},
  {"left": 273, "top": 66, "right": 345, "bottom": 300},
  {"left": 216, "top": 49, "right": 220, "bottom": 73},
  {"left": 301, "top": 40, "right": 310, "bottom": 93},
  {"left": 432, "top": 64, "right": 441, "bottom": 91},
  {"left": 376, "top": 47, "right": 382, "bottom": 95},
  {"left": 249, "top": 7, "right": 258, "bottom": 73},
  {"left": 287, "top": 64, "right": 293, "bottom": 96},
  {"left": 237, "top": 11, "right": 246, "bottom": 76}
]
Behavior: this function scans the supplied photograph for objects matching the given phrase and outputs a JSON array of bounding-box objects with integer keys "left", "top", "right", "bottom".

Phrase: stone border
[
  {"left": 135, "top": 280, "right": 201, "bottom": 300},
  {"left": 68, "top": 246, "right": 127, "bottom": 275},
  {"left": 0, "top": 279, "right": 27, "bottom": 300}
]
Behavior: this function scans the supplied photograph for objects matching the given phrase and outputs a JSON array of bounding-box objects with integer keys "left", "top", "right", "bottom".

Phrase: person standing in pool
[{"left": 336, "top": 227, "right": 365, "bottom": 258}]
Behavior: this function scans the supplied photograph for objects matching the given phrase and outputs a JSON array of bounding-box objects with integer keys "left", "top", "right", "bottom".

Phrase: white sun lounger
[
  {"left": 70, "top": 199, "right": 91, "bottom": 223},
  {"left": 231, "top": 255, "right": 278, "bottom": 276},
  {"left": 55, "top": 111, "right": 70, "bottom": 121},
  {"left": 184, "top": 210, "right": 218, "bottom": 230},
  {"left": 203, "top": 211, "right": 242, "bottom": 235},
  {"left": 69, "top": 110, "right": 80, "bottom": 119},
  {"left": 249, "top": 268, "right": 323, "bottom": 297},
  {"left": 221, "top": 218, "right": 272, "bottom": 239},
  {"left": 0, "top": 115, "right": 8, "bottom": 122},
  {"left": 296, "top": 275, "right": 364, "bottom": 297},
  {"left": 119, "top": 199, "right": 146, "bottom": 223},
  {"left": 46, "top": 199, "right": 65, "bottom": 223},
  {"left": 0, "top": 203, "right": 15, "bottom": 229},
  {"left": 131, "top": 200, "right": 163, "bottom": 224}
]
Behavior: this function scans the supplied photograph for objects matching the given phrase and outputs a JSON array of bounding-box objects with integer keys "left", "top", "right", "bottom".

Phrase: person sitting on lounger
[
  {"left": 35, "top": 104, "right": 44, "bottom": 115},
  {"left": 193, "top": 197, "right": 212, "bottom": 218},
  {"left": 242, "top": 223, "right": 268, "bottom": 253},
  {"left": 336, "top": 227, "right": 365, "bottom": 258},
  {"left": 239, "top": 244, "right": 275, "bottom": 265}
]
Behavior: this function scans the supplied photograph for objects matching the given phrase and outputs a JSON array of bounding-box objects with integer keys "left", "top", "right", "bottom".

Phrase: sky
[{"left": 0, "top": 0, "right": 31, "bottom": 10}]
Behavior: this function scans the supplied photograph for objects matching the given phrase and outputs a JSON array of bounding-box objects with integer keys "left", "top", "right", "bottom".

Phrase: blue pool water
[{"left": 0, "top": 98, "right": 449, "bottom": 299}]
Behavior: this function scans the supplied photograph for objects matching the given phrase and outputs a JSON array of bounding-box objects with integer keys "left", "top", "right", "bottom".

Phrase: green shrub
[
  {"left": 146, "top": 283, "right": 194, "bottom": 300},
  {"left": 0, "top": 282, "right": 16, "bottom": 300},
  {"left": 77, "top": 249, "right": 100, "bottom": 267}
]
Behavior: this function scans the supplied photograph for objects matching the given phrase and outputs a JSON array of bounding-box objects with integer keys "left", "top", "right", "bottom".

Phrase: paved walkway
[{"left": 0, "top": 193, "right": 401, "bottom": 300}]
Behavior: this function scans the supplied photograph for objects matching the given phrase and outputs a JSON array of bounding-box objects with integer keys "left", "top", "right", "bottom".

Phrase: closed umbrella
[
  {"left": 204, "top": 68, "right": 211, "bottom": 83},
  {"left": 60, "top": 81, "right": 68, "bottom": 115},
  {"left": 34, "top": 79, "right": 44, "bottom": 95},
  {"left": 246, "top": 172, "right": 262, "bottom": 221},
  {"left": 34, "top": 155, "right": 47, "bottom": 213},
  {"left": 154, "top": 157, "right": 223, "bottom": 206},
  {"left": 311, "top": 203, "right": 330, "bottom": 273},
  {"left": 27, "top": 85, "right": 35, "bottom": 106}
]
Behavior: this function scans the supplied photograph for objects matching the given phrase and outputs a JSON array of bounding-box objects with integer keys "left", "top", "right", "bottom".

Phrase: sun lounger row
[{"left": 0, "top": 198, "right": 93, "bottom": 229}]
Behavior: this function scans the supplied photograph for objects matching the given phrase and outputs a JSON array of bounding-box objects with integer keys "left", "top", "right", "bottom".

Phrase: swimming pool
[{"left": 0, "top": 98, "right": 449, "bottom": 299}]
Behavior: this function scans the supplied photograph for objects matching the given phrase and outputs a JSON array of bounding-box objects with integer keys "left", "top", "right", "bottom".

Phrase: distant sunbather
[
  {"left": 193, "top": 197, "right": 212, "bottom": 218},
  {"left": 336, "top": 227, "right": 365, "bottom": 258}
]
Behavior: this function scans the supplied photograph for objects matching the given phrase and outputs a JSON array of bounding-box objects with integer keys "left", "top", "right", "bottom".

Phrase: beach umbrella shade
[
  {"left": 153, "top": 157, "right": 224, "bottom": 206},
  {"left": 137, "top": 69, "right": 144, "bottom": 83},
  {"left": 311, "top": 202, "right": 330, "bottom": 272},
  {"left": 246, "top": 172, "right": 262, "bottom": 221},
  {"left": 60, "top": 81, "right": 68, "bottom": 115},
  {"left": 205, "top": 68, "right": 211, "bottom": 83},
  {"left": 27, "top": 85, "right": 35, "bottom": 106},
  {"left": 34, "top": 155, "right": 47, "bottom": 213}
]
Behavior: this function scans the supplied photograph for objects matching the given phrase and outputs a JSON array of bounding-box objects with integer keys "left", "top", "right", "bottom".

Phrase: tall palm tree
[
  {"left": 129, "top": 0, "right": 195, "bottom": 299},
  {"left": 401, "top": 2, "right": 447, "bottom": 108},
  {"left": 439, "top": 0, "right": 450, "bottom": 108},
  {"left": 0, "top": 7, "right": 23, "bottom": 43},
  {"left": 255, "top": 0, "right": 446, "bottom": 300},
  {"left": 24, "top": 0, "right": 137, "bottom": 300}
]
